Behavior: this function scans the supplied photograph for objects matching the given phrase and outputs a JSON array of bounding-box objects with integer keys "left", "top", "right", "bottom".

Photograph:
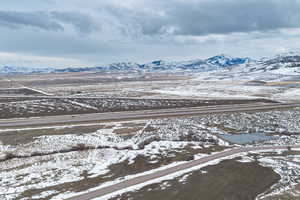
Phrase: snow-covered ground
[
  {"left": 1, "top": 108, "right": 300, "bottom": 199},
  {"left": 0, "top": 118, "right": 227, "bottom": 199},
  {"left": 273, "top": 88, "right": 300, "bottom": 100},
  {"left": 153, "top": 81, "right": 282, "bottom": 99},
  {"left": 0, "top": 96, "right": 228, "bottom": 118},
  {"left": 1, "top": 53, "right": 300, "bottom": 200},
  {"left": 148, "top": 76, "right": 300, "bottom": 101}
]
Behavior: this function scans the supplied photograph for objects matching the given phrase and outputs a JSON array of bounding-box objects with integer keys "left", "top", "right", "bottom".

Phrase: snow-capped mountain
[
  {"left": 257, "top": 52, "right": 300, "bottom": 74},
  {"left": 140, "top": 55, "right": 249, "bottom": 72},
  {"left": 0, "top": 55, "right": 248, "bottom": 74},
  {"left": 227, "top": 52, "right": 300, "bottom": 75},
  {"left": 206, "top": 55, "right": 249, "bottom": 67},
  {"left": 0, "top": 66, "right": 54, "bottom": 74},
  {"left": 0, "top": 53, "right": 299, "bottom": 76},
  {"left": 198, "top": 52, "right": 300, "bottom": 82}
]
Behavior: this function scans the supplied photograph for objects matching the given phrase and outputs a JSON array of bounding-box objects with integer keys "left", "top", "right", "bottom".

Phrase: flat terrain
[
  {"left": 2, "top": 72, "right": 299, "bottom": 101},
  {"left": 0, "top": 95, "right": 275, "bottom": 119},
  {"left": 0, "top": 102, "right": 299, "bottom": 128},
  {"left": 113, "top": 160, "right": 280, "bottom": 200},
  {"left": 0, "top": 88, "right": 44, "bottom": 96},
  {"left": 1, "top": 72, "right": 300, "bottom": 200},
  {"left": 66, "top": 145, "right": 298, "bottom": 200},
  {"left": 1, "top": 106, "right": 300, "bottom": 199}
]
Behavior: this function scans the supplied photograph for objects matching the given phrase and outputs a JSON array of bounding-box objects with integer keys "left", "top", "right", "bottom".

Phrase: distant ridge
[
  {"left": 0, "top": 55, "right": 248, "bottom": 74},
  {"left": 1, "top": 52, "right": 299, "bottom": 75}
]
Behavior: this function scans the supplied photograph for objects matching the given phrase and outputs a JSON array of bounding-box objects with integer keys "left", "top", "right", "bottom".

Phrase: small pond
[{"left": 219, "top": 133, "right": 276, "bottom": 144}]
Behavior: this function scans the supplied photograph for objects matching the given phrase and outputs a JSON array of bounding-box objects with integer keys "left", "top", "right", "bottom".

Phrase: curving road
[
  {"left": 0, "top": 102, "right": 300, "bottom": 128},
  {"left": 65, "top": 145, "right": 300, "bottom": 200}
]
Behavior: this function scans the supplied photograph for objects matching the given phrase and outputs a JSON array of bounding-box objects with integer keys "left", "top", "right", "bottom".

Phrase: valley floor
[
  {"left": 1, "top": 72, "right": 300, "bottom": 200},
  {"left": 1, "top": 108, "right": 300, "bottom": 199}
]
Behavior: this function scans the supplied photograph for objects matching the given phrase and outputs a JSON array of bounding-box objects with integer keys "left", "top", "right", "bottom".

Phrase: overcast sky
[{"left": 1, "top": 0, "right": 300, "bottom": 67}]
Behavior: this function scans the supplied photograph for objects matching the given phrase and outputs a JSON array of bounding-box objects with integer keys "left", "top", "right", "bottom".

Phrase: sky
[{"left": 1, "top": 0, "right": 300, "bottom": 67}]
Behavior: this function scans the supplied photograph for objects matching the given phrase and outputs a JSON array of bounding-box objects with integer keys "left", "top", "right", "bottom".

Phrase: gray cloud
[
  {"left": 50, "top": 11, "right": 99, "bottom": 34},
  {"left": 105, "top": 0, "right": 300, "bottom": 36},
  {"left": 0, "top": 10, "right": 98, "bottom": 33},
  {"left": 169, "top": 0, "right": 300, "bottom": 35},
  {"left": 1, "top": 0, "right": 300, "bottom": 66},
  {"left": 2, "top": 1, "right": 300, "bottom": 36},
  {"left": 0, "top": 11, "right": 63, "bottom": 31}
]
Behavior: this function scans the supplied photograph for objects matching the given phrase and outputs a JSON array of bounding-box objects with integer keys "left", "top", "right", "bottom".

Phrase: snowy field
[
  {"left": 1, "top": 109, "right": 300, "bottom": 199},
  {"left": 1, "top": 65, "right": 300, "bottom": 199},
  {"left": 0, "top": 96, "right": 270, "bottom": 119},
  {"left": 30, "top": 74, "right": 300, "bottom": 102}
]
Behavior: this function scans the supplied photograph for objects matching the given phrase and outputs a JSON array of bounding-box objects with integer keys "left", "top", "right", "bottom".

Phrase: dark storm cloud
[
  {"left": 2, "top": 0, "right": 300, "bottom": 36},
  {"left": 51, "top": 11, "right": 98, "bottom": 34},
  {"left": 169, "top": 0, "right": 300, "bottom": 35},
  {"left": 0, "top": 10, "right": 97, "bottom": 33},
  {"left": 1, "top": 0, "right": 300, "bottom": 65},
  {"left": 0, "top": 11, "right": 63, "bottom": 31},
  {"left": 109, "top": 0, "right": 300, "bottom": 36}
]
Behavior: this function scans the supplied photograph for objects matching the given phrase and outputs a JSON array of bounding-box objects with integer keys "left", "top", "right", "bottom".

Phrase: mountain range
[{"left": 0, "top": 53, "right": 299, "bottom": 76}]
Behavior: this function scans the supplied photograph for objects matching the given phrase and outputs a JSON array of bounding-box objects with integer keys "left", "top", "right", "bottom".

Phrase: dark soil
[
  {"left": 113, "top": 160, "right": 280, "bottom": 200},
  {"left": 0, "top": 124, "right": 113, "bottom": 146},
  {"left": 0, "top": 97, "right": 276, "bottom": 119},
  {"left": 17, "top": 146, "right": 225, "bottom": 200},
  {"left": 264, "top": 183, "right": 300, "bottom": 200},
  {"left": 0, "top": 88, "right": 44, "bottom": 96}
]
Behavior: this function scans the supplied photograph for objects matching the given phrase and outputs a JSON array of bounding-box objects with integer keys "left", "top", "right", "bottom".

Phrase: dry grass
[
  {"left": 113, "top": 127, "right": 144, "bottom": 135},
  {"left": 0, "top": 124, "right": 113, "bottom": 146},
  {"left": 262, "top": 183, "right": 300, "bottom": 200},
  {"left": 114, "top": 160, "right": 280, "bottom": 200}
]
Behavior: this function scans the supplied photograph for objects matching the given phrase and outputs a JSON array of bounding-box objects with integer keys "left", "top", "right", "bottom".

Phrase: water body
[{"left": 219, "top": 133, "right": 275, "bottom": 144}]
